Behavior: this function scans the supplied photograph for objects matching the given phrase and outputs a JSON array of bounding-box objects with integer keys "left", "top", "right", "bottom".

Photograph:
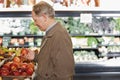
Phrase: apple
[
  {"left": 13, "top": 71, "right": 20, "bottom": 76},
  {"left": 13, "top": 56, "right": 21, "bottom": 63},
  {"left": 20, "top": 63, "right": 28, "bottom": 71},
  {"left": 21, "top": 48, "right": 28, "bottom": 56},
  {"left": 19, "top": 56, "right": 27, "bottom": 62},
  {"left": 10, "top": 62, "right": 18, "bottom": 71},
  {"left": 17, "top": 68, "right": 23, "bottom": 73},
  {"left": 0, "top": 69, "right": 1, "bottom": 75},
  {"left": 26, "top": 67, "right": 34, "bottom": 75},
  {"left": 21, "top": 72, "right": 27, "bottom": 76},
  {"left": 2, "top": 64, "right": 10, "bottom": 71},
  {"left": 27, "top": 62, "right": 34, "bottom": 69},
  {"left": 0, "top": 68, "right": 9, "bottom": 76}
]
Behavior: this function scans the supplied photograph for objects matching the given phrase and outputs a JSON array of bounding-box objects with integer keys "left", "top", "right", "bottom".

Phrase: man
[{"left": 24, "top": 1, "right": 75, "bottom": 80}]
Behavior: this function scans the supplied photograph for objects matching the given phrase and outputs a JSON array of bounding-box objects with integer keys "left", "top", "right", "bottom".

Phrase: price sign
[
  {"left": 2, "top": 37, "right": 11, "bottom": 47},
  {"left": 80, "top": 13, "right": 92, "bottom": 23}
]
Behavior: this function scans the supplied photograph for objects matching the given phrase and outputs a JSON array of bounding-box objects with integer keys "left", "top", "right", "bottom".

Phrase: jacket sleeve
[{"left": 33, "top": 53, "right": 38, "bottom": 62}]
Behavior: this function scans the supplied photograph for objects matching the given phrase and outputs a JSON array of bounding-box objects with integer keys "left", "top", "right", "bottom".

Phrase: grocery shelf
[
  {"left": 98, "top": 44, "right": 120, "bottom": 47},
  {"left": 0, "top": 11, "right": 31, "bottom": 17},
  {"left": 75, "top": 72, "right": 120, "bottom": 76},
  {"left": 6, "top": 45, "right": 40, "bottom": 48},
  {"left": 0, "top": 35, "right": 43, "bottom": 38},
  {"left": 1, "top": 7, "right": 120, "bottom": 17},
  {"left": 73, "top": 48, "right": 98, "bottom": 51},
  {"left": 107, "top": 52, "right": 120, "bottom": 57},
  {"left": 0, "top": 34, "right": 120, "bottom": 38},
  {"left": 1, "top": 7, "right": 120, "bottom": 12},
  {"left": 71, "top": 34, "right": 102, "bottom": 37},
  {"left": 100, "top": 34, "right": 120, "bottom": 37},
  {"left": 71, "top": 34, "right": 120, "bottom": 37}
]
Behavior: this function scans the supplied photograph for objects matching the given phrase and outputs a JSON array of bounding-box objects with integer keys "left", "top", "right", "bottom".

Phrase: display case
[
  {"left": 67, "top": 9, "right": 120, "bottom": 80},
  {"left": 55, "top": 8, "right": 120, "bottom": 80},
  {"left": 1, "top": 7, "right": 120, "bottom": 80}
]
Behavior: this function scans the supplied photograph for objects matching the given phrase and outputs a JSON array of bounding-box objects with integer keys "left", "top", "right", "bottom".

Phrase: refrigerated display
[{"left": 1, "top": 6, "right": 120, "bottom": 80}]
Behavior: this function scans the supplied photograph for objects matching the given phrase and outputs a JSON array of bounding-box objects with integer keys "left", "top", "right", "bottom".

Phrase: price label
[
  {"left": 80, "top": 13, "right": 92, "bottom": 23},
  {"left": 2, "top": 37, "right": 11, "bottom": 47}
]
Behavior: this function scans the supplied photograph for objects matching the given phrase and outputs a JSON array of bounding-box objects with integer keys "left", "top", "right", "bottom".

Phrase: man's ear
[{"left": 41, "top": 14, "right": 48, "bottom": 22}]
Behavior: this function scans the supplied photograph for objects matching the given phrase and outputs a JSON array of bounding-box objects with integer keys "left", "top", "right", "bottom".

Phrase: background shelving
[{"left": 1, "top": 10, "right": 120, "bottom": 61}]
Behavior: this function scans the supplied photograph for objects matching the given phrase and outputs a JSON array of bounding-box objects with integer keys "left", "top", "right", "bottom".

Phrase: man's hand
[{"left": 23, "top": 49, "right": 35, "bottom": 60}]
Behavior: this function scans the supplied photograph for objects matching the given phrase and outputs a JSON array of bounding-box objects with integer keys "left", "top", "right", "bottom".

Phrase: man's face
[{"left": 32, "top": 11, "right": 46, "bottom": 31}]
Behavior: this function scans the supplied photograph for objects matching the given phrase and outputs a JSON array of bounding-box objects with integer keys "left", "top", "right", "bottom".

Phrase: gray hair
[{"left": 32, "top": 1, "right": 55, "bottom": 18}]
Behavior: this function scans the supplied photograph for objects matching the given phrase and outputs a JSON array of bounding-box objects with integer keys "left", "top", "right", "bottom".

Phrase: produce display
[
  {"left": 56, "top": 17, "right": 120, "bottom": 35},
  {"left": 0, "top": 16, "right": 120, "bottom": 65},
  {"left": 0, "top": 47, "right": 35, "bottom": 79},
  {"left": 0, "top": 47, "right": 15, "bottom": 63},
  {"left": 74, "top": 51, "right": 98, "bottom": 63},
  {"left": 71, "top": 37, "right": 98, "bottom": 48},
  {"left": 0, "top": 18, "right": 44, "bottom": 36}
]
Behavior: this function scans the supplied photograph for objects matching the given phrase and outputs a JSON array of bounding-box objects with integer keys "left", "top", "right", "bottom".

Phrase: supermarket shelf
[
  {"left": 107, "top": 52, "right": 120, "bottom": 57},
  {"left": 71, "top": 34, "right": 120, "bottom": 37},
  {"left": 1, "top": 7, "right": 120, "bottom": 17},
  {"left": 0, "top": 34, "right": 120, "bottom": 38},
  {"left": 73, "top": 48, "right": 98, "bottom": 51},
  {"left": 98, "top": 44, "right": 120, "bottom": 47},
  {"left": 0, "top": 35, "right": 43, "bottom": 38},
  {"left": 1, "top": 7, "right": 120, "bottom": 12},
  {"left": 75, "top": 72, "right": 120, "bottom": 76},
  {"left": 6, "top": 45, "right": 40, "bottom": 48},
  {"left": 0, "top": 11, "right": 31, "bottom": 17},
  {"left": 71, "top": 34, "right": 102, "bottom": 37}
]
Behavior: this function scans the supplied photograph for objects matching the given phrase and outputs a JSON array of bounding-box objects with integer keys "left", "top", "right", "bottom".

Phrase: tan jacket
[{"left": 34, "top": 22, "right": 75, "bottom": 80}]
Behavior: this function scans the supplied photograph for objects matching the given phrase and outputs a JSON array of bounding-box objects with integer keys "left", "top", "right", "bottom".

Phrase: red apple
[
  {"left": 13, "top": 56, "right": 21, "bottom": 63},
  {"left": 26, "top": 67, "right": 34, "bottom": 75},
  {"left": 0, "top": 68, "right": 9, "bottom": 76},
  {"left": 2, "top": 64, "right": 10, "bottom": 71},
  {"left": 13, "top": 71, "right": 20, "bottom": 76},
  {"left": 17, "top": 68, "right": 23, "bottom": 73},
  {"left": 21, "top": 48, "right": 28, "bottom": 56},
  {"left": 21, "top": 72, "right": 27, "bottom": 76},
  {"left": 27, "top": 62, "right": 34, "bottom": 69},
  {"left": 20, "top": 63, "right": 28, "bottom": 71},
  {"left": 10, "top": 62, "right": 18, "bottom": 71}
]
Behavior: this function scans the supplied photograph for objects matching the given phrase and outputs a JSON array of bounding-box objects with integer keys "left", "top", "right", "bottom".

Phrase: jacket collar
[
  {"left": 45, "top": 22, "right": 60, "bottom": 38},
  {"left": 40, "top": 22, "right": 60, "bottom": 50}
]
